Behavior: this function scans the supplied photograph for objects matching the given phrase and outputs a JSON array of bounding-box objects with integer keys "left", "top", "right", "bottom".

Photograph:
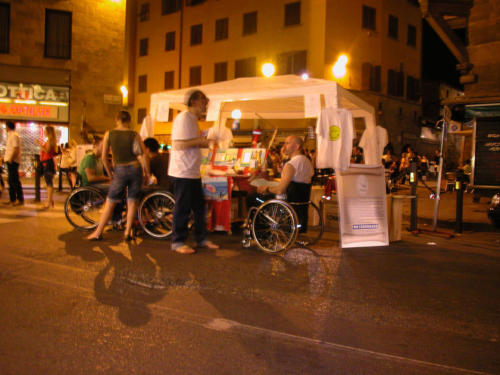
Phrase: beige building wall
[
  {"left": 130, "top": 0, "right": 422, "bottom": 152},
  {"left": 465, "top": 0, "right": 500, "bottom": 98},
  {"left": 0, "top": 0, "right": 126, "bottom": 140}
]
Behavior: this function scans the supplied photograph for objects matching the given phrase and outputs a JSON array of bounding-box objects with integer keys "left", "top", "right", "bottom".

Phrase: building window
[
  {"left": 190, "top": 66, "right": 202, "bottom": 86},
  {"left": 406, "top": 76, "right": 420, "bottom": 101},
  {"left": 0, "top": 3, "right": 10, "bottom": 54},
  {"left": 243, "top": 11, "right": 257, "bottom": 36},
  {"left": 165, "top": 31, "right": 175, "bottom": 51},
  {"left": 214, "top": 62, "right": 228, "bottom": 82},
  {"left": 215, "top": 18, "right": 228, "bottom": 41},
  {"left": 284, "top": 2, "right": 301, "bottom": 26},
  {"left": 164, "top": 71, "right": 175, "bottom": 89},
  {"left": 191, "top": 24, "right": 202, "bottom": 45},
  {"left": 162, "top": 0, "right": 181, "bottom": 15},
  {"left": 407, "top": 24, "right": 417, "bottom": 47},
  {"left": 45, "top": 9, "right": 72, "bottom": 59},
  {"left": 140, "top": 3, "right": 150, "bottom": 22},
  {"left": 186, "top": 0, "right": 206, "bottom": 6},
  {"left": 362, "top": 5, "right": 376, "bottom": 31},
  {"left": 277, "top": 50, "right": 307, "bottom": 75},
  {"left": 139, "top": 38, "right": 148, "bottom": 57},
  {"left": 388, "top": 69, "right": 404, "bottom": 97},
  {"left": 138, "top": 75, "right": 147, "bottom": 93},
  {"left": 138, "top": 108, "right": 147, "bottom": 124},
  {"left": 235, "top": 57, "right": 256, "bottom": 78},
  {"left": 361, "top": 63, "right": 381, "bottom": 92},
  {"left": 388, "top": 14, "right": 398, "bottom": 39}
]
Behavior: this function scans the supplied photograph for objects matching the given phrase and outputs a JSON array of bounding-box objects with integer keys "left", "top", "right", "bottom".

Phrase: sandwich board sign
[{"left": 335, "top": 164, "right": 389, "bottom": 248}]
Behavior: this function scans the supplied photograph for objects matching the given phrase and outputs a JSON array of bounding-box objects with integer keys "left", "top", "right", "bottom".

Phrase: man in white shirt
[
  {"left": 256, "top": 135, "right": 314, "bottom": 232},
  {"left": 168, "top": 90, "right": 219, "bottom": 254},
  {"left": 3, "top": 121, "right": 24, "bottom": 206}
]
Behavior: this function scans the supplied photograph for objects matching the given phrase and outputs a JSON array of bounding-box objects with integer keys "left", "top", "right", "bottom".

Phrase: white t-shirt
[
  {"left": 287, "top": 154, "right": 314, "bottom": 184},
  {"left": 168, "top": 111, "right": 202, "bottom": 179},
  {"left": 5, "top": 131, "right": 21, "bottom": 164},
  {"left": 315, "top": 108, "right": 353, "bottom": 170},
  {"left": 359, "top": 125, "right": 388, "bottom": 165}
]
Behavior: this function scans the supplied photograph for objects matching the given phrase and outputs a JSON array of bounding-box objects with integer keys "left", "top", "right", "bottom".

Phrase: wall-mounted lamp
[
  {"left": 120, "top": 85, "right": 128, "bottom": 106},
  {"left": 332, "top": 54, "right": 349, "bottom": 79}
]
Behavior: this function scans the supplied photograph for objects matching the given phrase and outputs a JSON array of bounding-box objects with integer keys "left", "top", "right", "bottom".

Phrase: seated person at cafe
[
  {"left": 250, "top": 135, "right": 314, "bottom": 233},
  {"left": 143, "top": 137, "right": 171, "bottom": 191}
]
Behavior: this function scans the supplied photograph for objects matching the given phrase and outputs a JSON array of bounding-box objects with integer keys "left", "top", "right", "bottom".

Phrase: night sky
[{"left": 422, "top": 20, "right": 464, "bottom": 89}]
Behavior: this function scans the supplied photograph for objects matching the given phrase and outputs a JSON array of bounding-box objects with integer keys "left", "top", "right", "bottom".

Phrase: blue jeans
[{"left": 107, "top": 164, "right": 142, "bottom": 202}]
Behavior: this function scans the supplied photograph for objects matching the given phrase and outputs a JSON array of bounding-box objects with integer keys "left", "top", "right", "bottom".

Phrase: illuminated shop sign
[
  {"left": 0, "top": 82, "right": 69, "bottom": 122},
  {"left": 0, "top": 103, "right": 58, "bottom": 119}
]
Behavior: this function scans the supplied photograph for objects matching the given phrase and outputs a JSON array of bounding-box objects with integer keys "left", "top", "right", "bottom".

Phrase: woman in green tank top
[{"left": 86, "top": 111, "right": 150, "bottom": 241}]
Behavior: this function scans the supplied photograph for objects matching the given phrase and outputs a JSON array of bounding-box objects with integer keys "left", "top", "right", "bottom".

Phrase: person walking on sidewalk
[
  {"left": 2, "top": 121, "right": 24, "bottom": 206},
  {"left": 168, "top": 90, "right": 219, "bottom": 254},
  {"left": 37, "top": 125, "right": 57, "bottom": 209}
]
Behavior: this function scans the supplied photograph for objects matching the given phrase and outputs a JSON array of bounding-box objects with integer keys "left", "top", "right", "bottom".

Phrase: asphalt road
[{"left": 0, "top": 197, "right": 499, "bottom": 374}]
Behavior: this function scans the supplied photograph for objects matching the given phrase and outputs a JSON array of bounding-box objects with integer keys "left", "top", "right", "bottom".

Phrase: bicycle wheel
[
  {"left": 138, "top": 190, "right": 175, "bottom": 239},
  {"left": 64, "top": 187, "right": 105, "bottom": 231},
  {"left": 295, "top": 201, "right": 324, "bottom": 247},
  {"left": 251, "top": 200, "right": 298, "bottom": 255}
]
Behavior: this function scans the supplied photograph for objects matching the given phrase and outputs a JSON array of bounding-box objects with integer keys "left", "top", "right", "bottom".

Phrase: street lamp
[
  {"left": 120, "top": 85, "right": 128, "bottom": 106},
  {"left": 332, "top": 54, "right": 349, "bottom": 79}
]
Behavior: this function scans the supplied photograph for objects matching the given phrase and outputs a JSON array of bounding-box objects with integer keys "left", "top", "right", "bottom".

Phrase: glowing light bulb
[
  {"left": 120, "top": 85, "right": 128, "bottom": 97},
  {"left": 231, "top": 109, "right": 242, "bottom": 119},
  {"left": 261, "top": 63, "right": 275, "bottom": 77},
  {"left": 338, "top": 54, "right": 348, "bottom": 65},
  {"left": 332, "top": 63, "right": 347, "bottom": 78}
]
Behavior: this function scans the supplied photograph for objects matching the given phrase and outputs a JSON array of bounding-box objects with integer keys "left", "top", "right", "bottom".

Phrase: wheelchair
[
  {"left": 241, "top": 198, "right": 324, "bottom": 255},
  {"left": 64, "top": 185, "right": 175, "bottom": 240}
]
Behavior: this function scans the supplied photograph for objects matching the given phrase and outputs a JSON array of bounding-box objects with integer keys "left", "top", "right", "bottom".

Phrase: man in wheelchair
[
  {"left": 77, "top": 136, "right": 123, "bottom": 229},
  {"left": 78, "top": 136, "right": 110, "bottom": 187},
  {"left": 253, "top": 135, "right": 314, "bottom": 233}
]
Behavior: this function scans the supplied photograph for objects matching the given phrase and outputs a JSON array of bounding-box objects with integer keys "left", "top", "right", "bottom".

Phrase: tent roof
[{"left": 150, "top": 75, "right": 375, "bottom": 121}]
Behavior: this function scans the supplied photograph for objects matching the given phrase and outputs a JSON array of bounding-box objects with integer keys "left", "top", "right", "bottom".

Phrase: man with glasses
[{"left": 168, "top": 90, "right": 219, "bottom": 254}]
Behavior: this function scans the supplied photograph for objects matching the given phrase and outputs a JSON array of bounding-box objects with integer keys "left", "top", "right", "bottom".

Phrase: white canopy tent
[{"left": 149, "top": 75, "right": 378, "bottom": 162}]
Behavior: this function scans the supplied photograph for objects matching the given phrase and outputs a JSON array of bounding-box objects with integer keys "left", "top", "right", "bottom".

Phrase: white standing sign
[{"left": 336, "top": 164, "right": 389, "bottom": 248}]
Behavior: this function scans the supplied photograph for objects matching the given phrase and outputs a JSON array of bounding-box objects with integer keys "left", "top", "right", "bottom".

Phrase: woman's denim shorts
[{"left": 107, "top": 164, "right": 142, "bottom": 202}]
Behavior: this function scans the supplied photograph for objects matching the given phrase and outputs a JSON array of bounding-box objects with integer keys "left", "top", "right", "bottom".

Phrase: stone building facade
[
  {"left": 125, "top": 0, "right": 423, "bottom": 152},
  {"left": 465, "top": 0, "right": 500, "bottom": 98},
  {"left": 0, "top": 0, "right": 126, "bottom": 161}
]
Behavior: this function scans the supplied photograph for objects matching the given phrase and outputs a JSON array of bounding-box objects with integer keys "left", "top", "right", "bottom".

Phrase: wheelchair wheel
[
  {"left": 251, "top": 200, "right": 299, "bottom": 254},
  {"left": 295, "top": 201, "right": 324, "bottom": 247},
  {"left": 138, "top": 190, "right": 175, "bottom": 239},
  {"left": 65, "top": 187, "right": 106, "bottom": 231}
]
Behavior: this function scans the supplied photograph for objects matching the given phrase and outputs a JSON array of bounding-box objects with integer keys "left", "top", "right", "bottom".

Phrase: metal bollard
[
  {"left": 409, "top": 161, "right": 418, "bottom": 231},
  {"left": 33, "top": 154, "right": 41, "bottom": 202},
  {"left": 58, "top": 167, "right": 63, "bottom": 192},
  {"left": 455, "top": 170, "right": 465, "bottom": 233}
]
